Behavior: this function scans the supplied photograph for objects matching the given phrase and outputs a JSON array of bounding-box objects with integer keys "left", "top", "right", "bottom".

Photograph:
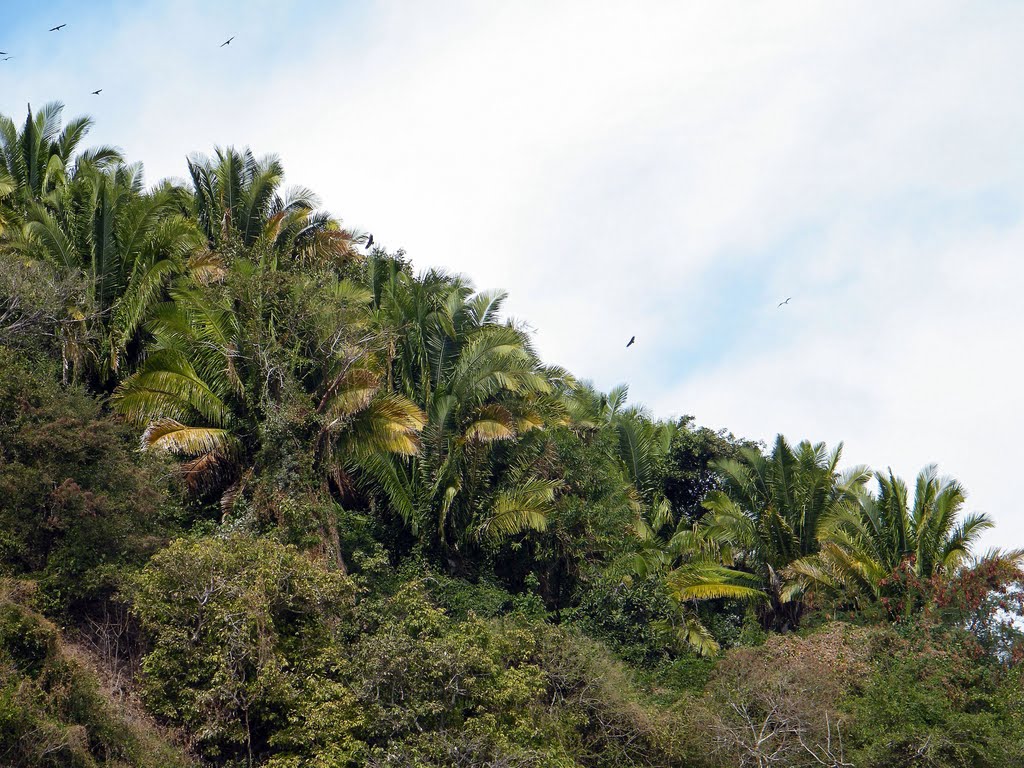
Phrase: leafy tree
[
  {"left": 662, "top": 417, "right": 758, "bottom": 524},
  {"left": 844, "top": 625, "right": 1023, "bottom": 768},
  {"left": 0, "top": 347, "right": 181, "bottom": 616},
  {"left": 0, "top": 251, "right": 88, "bottom": 354},
  {"left": 132, "top": 535, "right": 359, "bottom": 765}
]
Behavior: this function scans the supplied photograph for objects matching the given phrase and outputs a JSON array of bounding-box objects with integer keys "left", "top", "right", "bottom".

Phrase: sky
[{"left": 3, "top": 1, "right": 1023, "bottom": 548}]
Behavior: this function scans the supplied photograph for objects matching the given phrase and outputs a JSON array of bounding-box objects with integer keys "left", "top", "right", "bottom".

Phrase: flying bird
[
  {"left": 777, "top": 297, "right": 791, "bottom": 307},
  {"left": 365, "top": 233, "right": 374, "bottom": 249},
  {"left": 49, "top": 24, "right": 66, "bottom": 32},
  {"left": 626, "top": 336, "right": 635, "bottom": 348},
  {"left": 91, "top": 89, "right": 102, "bottom": 95},
  {"left": 1, "top": 56, "right": 12, "bottom": 62},
  {"left": 0, "top": 51, "right": 7, "bottom": 55},
  {"left": 220, "top": 36, "right": 234, "bottom": 47}
]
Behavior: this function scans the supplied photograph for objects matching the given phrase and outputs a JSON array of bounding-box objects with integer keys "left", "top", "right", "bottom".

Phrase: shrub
[
  {"left": 701, "top": 623, "right": 871, "bottom": 768},
  {"left": 0, "top": 347, "right": 182, "bottom": 617},
  {"left": 844, "top": 626, "right": 1024, "bottom": 768},
  {"left": 131, "top": 534, "right": 359, "bottom": 765}
]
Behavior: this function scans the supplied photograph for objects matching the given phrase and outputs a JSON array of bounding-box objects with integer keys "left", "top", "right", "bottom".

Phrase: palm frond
[
  {"left": 464, "top": 404, "right": 515, "bottom": 442},
  {"left": 142, "top": 418, "right": 235, "bottom": 457},
  {"left": 476, "top": 478, "right": 556, "bottom": 541}
]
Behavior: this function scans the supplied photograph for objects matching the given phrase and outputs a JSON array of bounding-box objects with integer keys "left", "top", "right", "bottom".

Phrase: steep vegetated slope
[{"left": 2, "top": 103, "right": 1023, "bottom": 766}]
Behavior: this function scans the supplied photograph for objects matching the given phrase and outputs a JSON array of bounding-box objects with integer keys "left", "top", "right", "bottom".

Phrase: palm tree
[
  {"left": 187, "top": 147, "right": 359, "bottom": 268},
  {"left": 13, "top": 162, "right": 205, "bottom": 382},
  {"left": 568, "top": 382, "right": 678, "bottom": 577},
  {"left": 666, "top": 435, "right": 871, "bottom": 632},
  {"left": 359, "top": 260, "right": 563, "bottom": 555},
  {"left": 113, "top": 266, "right": 425, "bottom": 521},
  {"left": 790, "top": 466, "right": 1005, "bottom": 614},
  {"left": 0, "top": 102, "right": 120, "bottom": 209},
  {"left": 565, "top": 381, "right": 675, "bottom": 506},
  {"left": 557, "top": 380, "right": 735, "bottom": 649},
  {"left": 0, "top": 170, "right": 14, "bottom": 236}
]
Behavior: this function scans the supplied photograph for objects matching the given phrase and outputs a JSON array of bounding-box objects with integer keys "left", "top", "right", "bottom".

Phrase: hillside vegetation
[{"left": 2, "top": 102, "right": 1023, "bottom": 767}]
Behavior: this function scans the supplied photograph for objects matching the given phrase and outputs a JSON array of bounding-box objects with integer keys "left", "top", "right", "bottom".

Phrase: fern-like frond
[
  {"left": 476, "top": 478, "right": 556, "bottom": 541},
  {"left": 142, "top": 418, "right": 235, "bottom": 457}
]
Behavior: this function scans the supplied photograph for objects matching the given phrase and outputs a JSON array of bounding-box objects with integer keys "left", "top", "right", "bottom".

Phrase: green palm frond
[
  {"left": 20, "top": 204, "right": 78, "bottom": 267},
  {"left": 668, "top": 523, "right": 723, "bottom": 561},
  {"left": 972, "top": 548, "right": 1024, "bottom": 568},
  {"left": 476, "top": 478, "right": 557, "bottom": 542},
  {"left": 112, "top": 349, "right": 229, "bottom": 426},
  {"left": 186, "top": 250, "right": 227, "bottom": 284},
  {"left": 358, "top": 454, "right": 420, "bottom": 533},
  {"left": 614, "top": 409, "right": 659, "bottom": 497},
  {"left": 341, "top": 392, "right": 426, "bottom": 458},
  {"left": 467, "top": 289, "right": 507, "bottom": 327},
  {"left": 666, "top": 562, "right": 765, "bottom": 602},
  {"left": 320, "top": 368, "right": 380, "bottom": 422},
  {"left": 0, "top": 171, "right": 14, "bottom": 199},
  {"left": 607, "top": 549, "right": 673, "bottom": 581},
  {"left": 653, "top": 614, "right": 721, "bottom": 657},
  {"left": 940, "top": 512, "right": 993, "bottom": 570},
  {"left": 700, "top": 492, "right": 759, "bottom": 550}
]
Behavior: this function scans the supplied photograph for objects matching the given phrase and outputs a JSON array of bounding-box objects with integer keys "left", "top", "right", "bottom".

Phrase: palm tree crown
[
  {"left": 790, "top": 465, "right": 1001, "bottom": 612},
  {"left": 667, "top": 435, "right": 871, "bottom": 632}
]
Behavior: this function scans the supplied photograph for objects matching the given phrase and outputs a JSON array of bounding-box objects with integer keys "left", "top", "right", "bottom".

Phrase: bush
[
  {"left": 131, "top": 534, "right": 359, "bottom": 765},
  {"left": 530, "top": 623, "right": 702, "bottom": 767},
  {"left": 351, "top": 583, "right": 548, "bottom": 745},
  {"left": 844, "top": 626, "right": 1024, "bottom": 768},
  {"left": 0, "top": 347, "right": 183, "bottom": 617},
  {"left": 352, "top": 582, "right": 700, "bottom": 767},
  {"left": 700, "top": 623, "right": 871, "bottom": 768}
]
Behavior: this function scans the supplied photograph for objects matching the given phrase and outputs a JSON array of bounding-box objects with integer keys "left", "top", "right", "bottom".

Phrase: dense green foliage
[
  {"left": 2, "top": 102, "right": 1023, "bottom": 766},
  {"left": 0, "top": 347, "right": 183, "bottom": 617}
]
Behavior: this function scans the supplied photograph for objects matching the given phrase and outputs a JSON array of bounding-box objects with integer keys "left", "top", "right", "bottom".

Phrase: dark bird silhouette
[
  {"left": 0, "top": 51, "right": 7, "bottom": 55},
  {"left": 365, "top": 233, "right": 374, "bottom": 249},
  {"left": 1, "top": 56, "right": 12, "bottom": 62},
  {"left": 220, "top": 36, "right": 234, "bottom": 47},
  {"left": 777, "top": 297, "right": 791, "bottom": 308},
  {"left": 91, "top": 89, "right": 102, "bottom": 95},
  {"left": 49, "top": 24, "right": 66, "bottom": 32},
  {"left": 626, "top": 336, "right": 636, "bottom": 348}
]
